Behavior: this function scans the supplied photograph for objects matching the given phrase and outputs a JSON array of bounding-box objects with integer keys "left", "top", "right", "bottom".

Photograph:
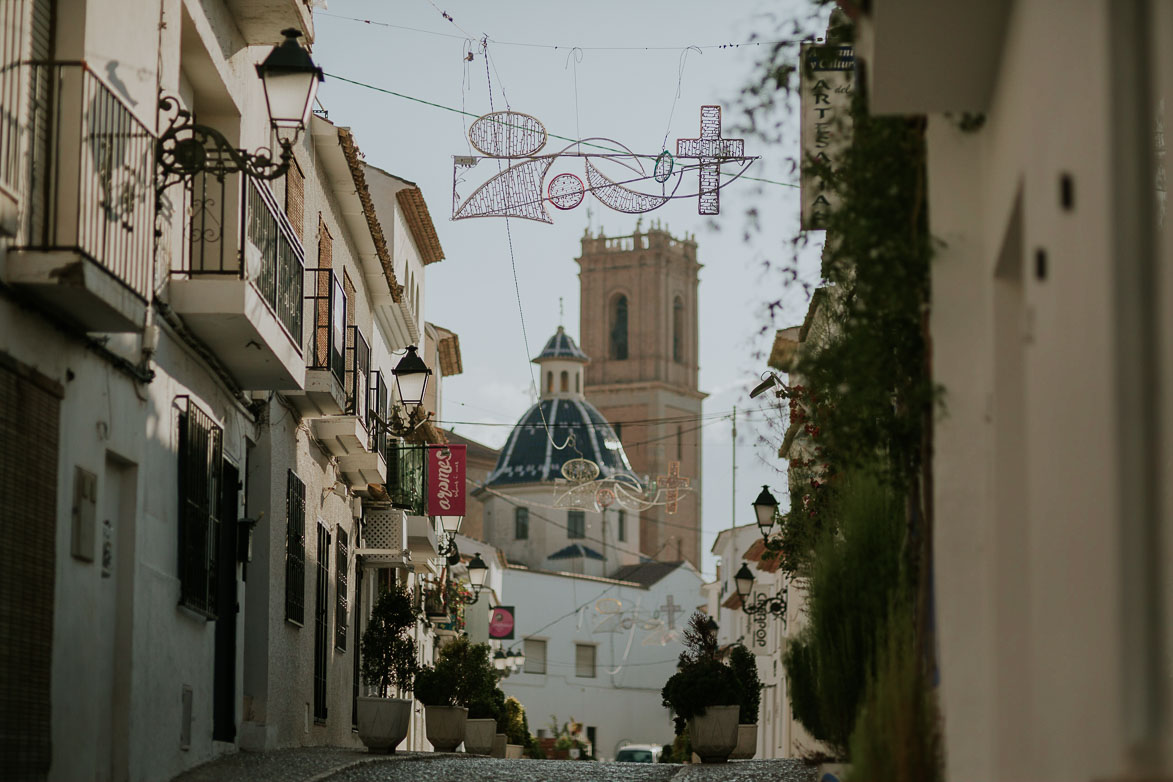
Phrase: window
[
  {"left": 560, "top": 370, "right": 569, "bottom": 392},
  {"left": 610, "top": 294, "right": 628, "bottom": 360},
  {"left": 673, "top": 296, "right": 685, "bottom": 363},
  {"left": 567, "top": 510, "right": 585, "bottom": 539},
  {"left": 575, "top": 372, "right": 580, "bottom": 392},
  {"left": 524, "top": 639, "right": 547, "bottom": 674},
  {"left": 575, "top": 643, "right": 596, "bottom": 678},
  {"left": 617, "top": 510, "right": 626, "bottom": 542},
  {"left": 314, "top": 523, "right": 330, "bottom": 722},
  {"left": 285, "top": 471, "right": 306, "bottom": 624},
  {"left": 547, "top": 371, "right": 553, "bottom": 393},
  {"left": 515, "top": 506, "right": 529, "bottom": 539},
  {"left": 178, "top": 400, "right": 223, "bottom": 617},
  {"left": 677, "top": 425, "right": 683, "bottom": 460},
  {"left": 335, "top": 527, "right": 348, "bottom": 650}
]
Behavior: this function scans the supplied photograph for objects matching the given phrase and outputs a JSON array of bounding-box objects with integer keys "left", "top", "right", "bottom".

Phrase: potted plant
[
  {"left": 502, "top": 697, "right": 529, "bottom": 759},
  {"left": 464, "top": 685, "right": 505, "bottom": 755},
  {"left": 727, "top": 643, "right": 762, "bottom": 760},
  {"left": 414, "top": 665, "right": 466, "bottom": 752},
  {"left": 357, "top": 584, "right": 419, "bottom": 753},
  {"left": 661, "top": 612, "right": 741, "bottom": 763}
]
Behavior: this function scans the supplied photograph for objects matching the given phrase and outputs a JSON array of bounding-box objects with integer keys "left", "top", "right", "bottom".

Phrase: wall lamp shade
[
  {"left": 393, "top": 346, "right": 432, "bottom": 408},
  {"left": 752, "top": 485, "right": 779, "bottom": 537},
  {"left": 466, "top": 553, "right": 489, "bottom": 592},
  {"left": 508, "top": 649, "right": 524, "bottom": 668},
  {"left": 493, "top": 650, "right": 508, "bottom": 670},
  {"left": 437, "top": 515, "right": 463, "bottom": 535},
  {"left": 734, "top": 563, "right": 755, "bottom": 604},
  {"left": 256, "top": 29, "right": 324, "bottom": 132}
]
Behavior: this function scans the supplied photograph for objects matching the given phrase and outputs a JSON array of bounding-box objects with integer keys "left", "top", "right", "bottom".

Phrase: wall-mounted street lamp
[
  {"left": 372, "top": 346, "right": 435, "bottom": 438},
  {"left": 450, "top": 552, "right": 489, "bottom": 605},
  {"left": 437, "top": 510, "right": 464, "bottom": 560},
  {"left": 734, "top": 562, "right": 788, "bottom": 624},
  {"left": 752, "top": 485, "right": 779, "bottom": 540},
  {"left": 494, "top": 646, "right": 526, "bottom": 675},
  {"left": 156, "top": 29, "right": 323, "bottom": 194}
]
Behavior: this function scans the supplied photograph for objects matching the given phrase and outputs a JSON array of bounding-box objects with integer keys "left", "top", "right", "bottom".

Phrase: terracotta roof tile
[
  {"left": 742, "top": 539, "right": 782, "bottom": 573},
  {"left": 336, "top": 128, "right": 403, "bottom": 304},
  {"left": 395, "top": 187, "right": 445, "bottom": 265}
]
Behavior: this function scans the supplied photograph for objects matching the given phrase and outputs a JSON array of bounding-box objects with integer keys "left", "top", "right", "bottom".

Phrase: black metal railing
[
  {"left": 305, "top": 267, "right": 346, "bottom": 384},
  {"left": 0, "top": 0, "right": 29, "bottom": 195},
  {"left": 344, "top": 325, "right": 370, "bottom": 420},
  {"left": 245, "top": 179, "right": 304, "bottom": 344},
  {"left": 386, "top": 440, "right": 426, "bottom": 515},
  {"left": 369, "top": 370, "right": 389, "bottom": 460},
  {"left": 22, "top": 62, "right": 154, "bottom": 300}
]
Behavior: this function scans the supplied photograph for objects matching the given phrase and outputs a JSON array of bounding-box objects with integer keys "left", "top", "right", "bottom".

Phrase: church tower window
[
  {"left": 546, "top": 371, "right": 553, "bottom": 394},
  {"left": 673, "top": 296, "right": 685, "bottom": 363},
  {"left": 560, "top": 371, "right": 569, "bottom": 392},
  {"left": 610, "top": 294, "right": 628, "bottom": 360}
]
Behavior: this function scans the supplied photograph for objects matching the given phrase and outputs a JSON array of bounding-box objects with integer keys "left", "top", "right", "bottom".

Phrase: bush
[
  {"left": 781, "top": 468, "right": 905, "bottom": 757},
  {"left": 846, "top": 601, "right": 942, "bottom": 782},
  {"left": 416, "top": 636, "right": 504, "bottom": 714},
  {"left": 728, "top": 644, "right": 763, "bottom": 725},
  {"left": 359, "top": 584, "right": 419, "bottom": 698},
  {"left": 661, "top": 612, "right": 741, "bottom": 735},
  {"left": 412, "top": 666, "right": 456, "bottom": 707}
]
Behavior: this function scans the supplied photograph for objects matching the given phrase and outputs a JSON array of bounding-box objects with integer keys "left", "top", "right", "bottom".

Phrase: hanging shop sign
[
  {"left": 489, "top": 605, "right": 516, "bottom": 640},
  {"left": 427, "top": 444, "right": 466, "bottom": 517},
  {"left": 800, "top": 43, "right": 855, "bottom": 230}
]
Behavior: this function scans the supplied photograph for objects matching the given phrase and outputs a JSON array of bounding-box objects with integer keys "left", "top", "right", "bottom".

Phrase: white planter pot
[
  {"left": 464, "top": 718, "right": 497, "bottom": 755},
  {"left": 506, "top": 743, "right": 524, "bottom": 759},
  {"left": 688, "top": 704, "right": 740, "bottom": 763},
  {"left": 490, "top": 732, "right": 507, "bottom": 758},
  {"left": 355, "top": 697, "right": 412, "bottom": 754},
  {"left": 425, "top": 705, "right": 468, "bottom": 752},
  {"left": 729, "top": 723, "right": 758, "bottom": 760}
]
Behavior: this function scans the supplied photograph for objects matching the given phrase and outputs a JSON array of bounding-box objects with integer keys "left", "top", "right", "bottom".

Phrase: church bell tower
[{"left": 576, "top": 221, "right": 705, "bottom": 567}]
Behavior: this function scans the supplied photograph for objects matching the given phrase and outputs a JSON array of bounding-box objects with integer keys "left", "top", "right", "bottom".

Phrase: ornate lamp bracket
[{"left": 155, "top": 93, "right": 294, "bottom": 201}]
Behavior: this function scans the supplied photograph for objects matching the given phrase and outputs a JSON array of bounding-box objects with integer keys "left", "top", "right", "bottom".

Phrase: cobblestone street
[{"left": 172, "top": 748, "right": 817, "bottom": 782}]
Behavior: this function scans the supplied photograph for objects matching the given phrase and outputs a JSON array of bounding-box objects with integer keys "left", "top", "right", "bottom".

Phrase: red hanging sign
[{"left": 427, "top": 444, "right": 466, "bottom": 517}]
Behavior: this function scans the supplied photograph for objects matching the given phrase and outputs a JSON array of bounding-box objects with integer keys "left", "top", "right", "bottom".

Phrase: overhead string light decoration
[{"left": 451, "top": 105, "right": 757, "bottom": 221}]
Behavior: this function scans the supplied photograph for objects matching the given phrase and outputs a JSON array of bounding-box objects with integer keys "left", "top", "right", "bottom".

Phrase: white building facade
[{"left": 0, "top": 1, "right": 462, "bottom": 779}]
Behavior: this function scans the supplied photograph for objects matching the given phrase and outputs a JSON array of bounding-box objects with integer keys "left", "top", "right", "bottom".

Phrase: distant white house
[{"left": 499, "top": 560, "right": 704, "bottom": 760}]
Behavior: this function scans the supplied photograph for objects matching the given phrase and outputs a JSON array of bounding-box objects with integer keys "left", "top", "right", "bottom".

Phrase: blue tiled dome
[
  {"left": 534, "top": 326, "right": 589, "bottom": 363},
  {"left": 486, "top": 398, "right": 634, "bottom": 486}
]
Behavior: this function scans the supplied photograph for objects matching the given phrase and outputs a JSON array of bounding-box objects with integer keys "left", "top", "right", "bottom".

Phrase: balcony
[
  {"left": 225, "top": 0, "right": 315, "bottom": 46},
  {"left": 288, "top": 267, "right": 345, "bottom": 415},
  {"left": 406, "top": 513, "right": 439, "bottom": 574},
  {"left": 5, "top": 63, "right": 154, "bottom": 332},
  {"left": 168, "top": 174, "right": 305, "bottom": 389},
  {"left": 353, "top": 504, "right": 410, "bottom": 569},
  {"left": 386, "top": 440, "right": 427, "bottom": 515},
  {"left": 309, "top": 325, "right": 384, "bottom": 491}
]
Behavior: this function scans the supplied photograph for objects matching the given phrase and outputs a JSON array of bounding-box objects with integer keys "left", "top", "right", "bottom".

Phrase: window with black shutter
[
  {"left": 313, "top": 523, "right": 330, "bottom": 722},
  {"left": 178, "top": 400, "right": 223, "bottom": 617},
  {"left": 567, "top": 510, "right": 585, "bottom": 539},
  {"left": 514, "top": 506, "right": 529, "bottom": 540},
  {"left": 285, "top": 471, "right": 305, "bottom": 625},
  {"left": 335, "top": 528, "right": 348, "bottom": 650}
]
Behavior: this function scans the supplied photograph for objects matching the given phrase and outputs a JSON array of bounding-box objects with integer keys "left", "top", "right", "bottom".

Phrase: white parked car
[{"left": 614, "top": 744, "right": 663, "bottom": 763}]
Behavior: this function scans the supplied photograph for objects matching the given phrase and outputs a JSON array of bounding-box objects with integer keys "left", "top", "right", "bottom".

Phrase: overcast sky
[{"left": 312, "top": 0, "right": 827, "bottom": 579}]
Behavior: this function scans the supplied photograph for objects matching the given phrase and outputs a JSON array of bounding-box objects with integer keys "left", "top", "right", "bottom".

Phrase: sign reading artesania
[
  {"left": 800, "top": 44, "right": 855, "bottom": 230},
  {"left": 426, "top": 444, "right": 466, "bottom": 517}
]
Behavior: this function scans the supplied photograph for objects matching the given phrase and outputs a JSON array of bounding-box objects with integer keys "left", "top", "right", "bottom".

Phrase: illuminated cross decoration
[
  {"left": 657, "top": 461, "right": 691, "bottom": 515},
  {"left": 676, "top": 106, "right": 745, "bottom": 215},
  {"left": 658, "top": 594, "right": 683, "bottom": 629}
]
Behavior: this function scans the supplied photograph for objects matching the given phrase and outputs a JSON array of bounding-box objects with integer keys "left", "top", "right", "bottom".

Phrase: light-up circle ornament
[
  {"left": 548, "top": 173, "right": 585, "bottom": 210},
  {"left": 653, "top": 150, "right": 674, "bottom": 183},
  {"left": 595, "top": 488, "right": 615, "bottom": 509},
  {"left": 561, "top": 457, "right": 600, "bottom": 484}
]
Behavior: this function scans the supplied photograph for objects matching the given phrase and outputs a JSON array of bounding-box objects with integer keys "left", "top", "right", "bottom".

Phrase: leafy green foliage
[
  {"left": 728, "top": 644, "right": 763, "bottom": 725},
  {"left": 412, "top": 666, "right": 456, "bottom": 707},
  {"left": 661, "top": 612, "right": 741, "bottom": 734},
  {"left": 360, "top": 584, "right": 419, "bottom": 698},
  {"left": 846, "top": 601, "right": 942, "bottom": 782},
  {"left": 781, "top": 468, "right": 906, "bottom": 757},
  {"left": 414, "top": 637, "right": 503, "bottom": 709}
]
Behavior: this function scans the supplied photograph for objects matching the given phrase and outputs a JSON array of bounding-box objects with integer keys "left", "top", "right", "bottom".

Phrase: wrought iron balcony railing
[
  {"left": 20, "top": 62, "right": 155, "bottom": 300},
  {"left": 305, "top": 267, "right": 346, "bottom": 385},
  {"left": 386, "top": 440, "right": 426, "bottom": 515},
  {"left": 369, "top": 370, "right": 389, "bottom": 458},
  {"left": 245, "top": 179, "right": 304, "bottom": 344},
  {"left": 344, "top": 325, "right": 370, "bottom": 420}
]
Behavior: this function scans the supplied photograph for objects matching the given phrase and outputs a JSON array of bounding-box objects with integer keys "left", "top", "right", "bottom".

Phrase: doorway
[{"left": 213, "top": 460, "right": 240, "bottom": 742}]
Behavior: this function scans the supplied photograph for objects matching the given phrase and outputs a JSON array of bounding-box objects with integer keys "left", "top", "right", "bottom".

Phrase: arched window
[
  {"left": 546, "top": 371, "right": 553, "bottom": 393},
  {"left": 560, "top": 371, "right": 569, "bottom": 392},
  {"left": 673, "top": 296, "right": 684, "bottom": 363},
  {"left": 575, "top": 372, "right": 580, "bottom": 392},
  {"left": 610, "top": 294, "right": 629, "bottom": 360}
]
